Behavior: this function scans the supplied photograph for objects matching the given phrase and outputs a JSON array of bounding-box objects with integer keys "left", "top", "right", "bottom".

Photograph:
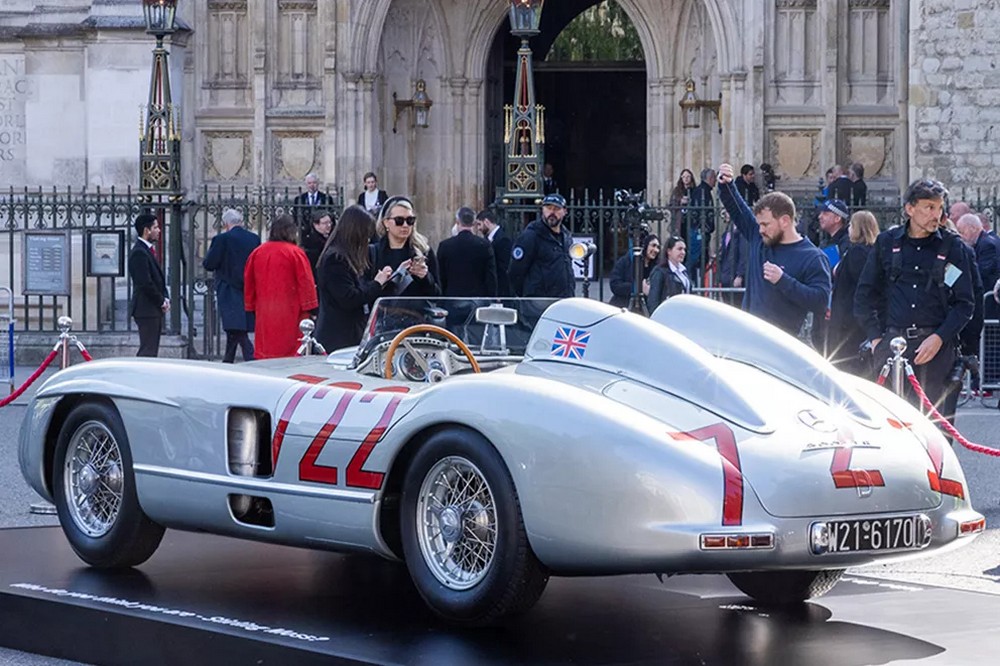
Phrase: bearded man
[
  {"left": 717, "top": 162, "right": 832, "bottom": 341},
  {"left": 508, "top": 193, "right": 575, "bottom": 298}
]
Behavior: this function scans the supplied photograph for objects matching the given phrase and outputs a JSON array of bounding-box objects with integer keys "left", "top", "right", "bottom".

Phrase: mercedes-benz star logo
[{"left": 798, "top": 409, "right": 839, "bottom": 433}]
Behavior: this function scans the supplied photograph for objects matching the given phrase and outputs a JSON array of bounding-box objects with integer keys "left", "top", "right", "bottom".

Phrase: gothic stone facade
[{"left": 0, "top": 0, "right": 990, "bottom": 239}]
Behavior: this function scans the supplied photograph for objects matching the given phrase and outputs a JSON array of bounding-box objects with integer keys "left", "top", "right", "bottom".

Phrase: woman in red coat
[{"left": 244, "top": 214, "right": 318, "bottom": 359}]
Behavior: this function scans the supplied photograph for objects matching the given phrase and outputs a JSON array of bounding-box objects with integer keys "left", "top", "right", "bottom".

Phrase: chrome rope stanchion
[
  {"left": 890, "top": 337, "right": 907, "bottom": 397},
  {"left": 296, "top": 319, "right": 326, "bottom": 357},
  {"left": 29, "top": 317, "right": 76, "bottom": 516}
]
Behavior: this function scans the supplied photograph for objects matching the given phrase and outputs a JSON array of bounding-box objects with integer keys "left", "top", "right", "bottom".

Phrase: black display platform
[{"left": 1, "top": 526, "right": 998, "bottom": 665}]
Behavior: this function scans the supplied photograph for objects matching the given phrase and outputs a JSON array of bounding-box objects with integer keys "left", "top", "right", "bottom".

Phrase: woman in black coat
[
  {"left": 607, "top": 234, "right": 660, "bottom": 308},
  {"left": 646, "top": 236, "right": 691, "bottom": 313},
  {"left": 315, "top": 206, "right": 392, "bottom": 352},
  {"left": 366, "top": 196, "right": 440, "bottom": 298},
  {"left": 827, "top": 210, "right": 878, "bottom": 374}
]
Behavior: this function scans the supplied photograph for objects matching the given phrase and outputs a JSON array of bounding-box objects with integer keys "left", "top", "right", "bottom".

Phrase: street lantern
[
  {"left": 501, "top": 0, "right": 546, "bottom": 203},
  {"left": 678, "top": 79, "right": 722, "bottom": 134},
  {"left": 142, "top": 0, "right": 177, "bottom": 37},
  {"left": 392, "top": 79, "right": 434, "bottom": 134},
  {"left": 508, "top": 0, "right": 545, "bottom": 38}
]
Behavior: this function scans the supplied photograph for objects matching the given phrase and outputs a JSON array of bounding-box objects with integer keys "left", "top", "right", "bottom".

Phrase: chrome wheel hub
[
  {"left": 416, "top": 456, "right": 498, "bottom": 590},
  {"left": 63, "top": 420, "right": 125, "bottom": 538}
]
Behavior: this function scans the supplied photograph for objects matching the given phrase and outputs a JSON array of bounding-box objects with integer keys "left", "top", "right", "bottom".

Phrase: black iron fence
[
  {"left": 2, "top": 183, "right": 997, "bottom": 358},
  {"left": 496, "top": 187, "right": 1000, "bottom": 303},
  {"left": 0, "top": 185, "right": 342, "bottom": 359}
]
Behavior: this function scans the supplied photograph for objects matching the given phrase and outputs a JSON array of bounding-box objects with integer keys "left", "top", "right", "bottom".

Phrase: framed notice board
[
  {"left": 23, "top": 230, "right": 71, "bottom": 296},
  {"left": 86, "top": 229, "right": 125, "bottom": 278}
]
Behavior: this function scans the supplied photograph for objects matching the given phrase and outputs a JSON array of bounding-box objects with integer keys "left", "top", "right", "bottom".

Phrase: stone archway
[
  {"left": 461, "top": 0, "right": 744, "bottom": 197},
  {"left": 344, "top": 0, "right": 747, "bottom": 239}
]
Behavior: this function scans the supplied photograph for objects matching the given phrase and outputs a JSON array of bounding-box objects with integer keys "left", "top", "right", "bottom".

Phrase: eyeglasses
[{"left": 391, "top": 216, "right": 416, "bottom": 227}]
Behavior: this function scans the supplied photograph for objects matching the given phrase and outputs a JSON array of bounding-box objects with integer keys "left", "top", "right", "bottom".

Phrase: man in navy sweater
[{"left": 717, "top": 163, "right": 832, "bottom": 343}]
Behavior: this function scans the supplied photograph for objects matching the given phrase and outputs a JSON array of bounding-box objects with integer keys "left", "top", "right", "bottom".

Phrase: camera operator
[
  {"left": 717, "top": 163, "right": 831, "bottom": 345},
  {"left": 854, "top": 179, "right": 975, "bottom": 425}
]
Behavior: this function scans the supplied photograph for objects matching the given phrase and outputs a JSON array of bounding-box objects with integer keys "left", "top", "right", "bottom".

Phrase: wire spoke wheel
[
  {"left": 63, "top": 420, "right": 124, "bottom": 538},
  {"left": 416, "top": 455, "right": 497, "bottom": 590}
]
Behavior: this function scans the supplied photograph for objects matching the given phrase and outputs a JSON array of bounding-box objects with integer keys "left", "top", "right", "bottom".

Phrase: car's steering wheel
[{"left": 384, "top": 325, "right": 481, "bottom": 380}]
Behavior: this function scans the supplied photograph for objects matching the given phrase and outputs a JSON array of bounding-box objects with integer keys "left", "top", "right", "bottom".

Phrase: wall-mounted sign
[
  {"left": 23, "top": 231, "right": 71, "bottom": 296},
  {"left": 86, "top": 229, "right": 125, "bottom": 278}
]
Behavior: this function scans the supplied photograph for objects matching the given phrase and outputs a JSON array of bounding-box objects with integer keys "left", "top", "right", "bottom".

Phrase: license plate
[{"left": 825, "top": 515, "right": 929, "bottom": 553}]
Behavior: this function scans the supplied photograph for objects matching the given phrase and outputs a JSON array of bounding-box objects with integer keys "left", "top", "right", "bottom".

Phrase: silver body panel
[{"left": 19, "top": 298, "right": 982, "bottom": 574}]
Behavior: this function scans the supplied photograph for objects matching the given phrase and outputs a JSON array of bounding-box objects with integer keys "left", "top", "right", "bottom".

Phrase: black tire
[
  {"left": 52, "top": 401, "right": 164, "bottom": 568},
  {"left": 727, "top": 569, "right": 844, "bottom": 604},
  {"left": 400, "top": 428, "right": 549, "bottom": 625}
]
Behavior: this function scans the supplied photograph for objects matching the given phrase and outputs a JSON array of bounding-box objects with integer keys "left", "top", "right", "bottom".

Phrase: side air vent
[{"left": 227, "top": 408, "right": 273, "bottom": 477}]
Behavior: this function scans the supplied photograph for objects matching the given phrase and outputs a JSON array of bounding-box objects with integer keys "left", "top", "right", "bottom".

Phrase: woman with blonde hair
[
  {"left": 368, "top": 196, "right": 440, "bottom": 297},
  {"left": 826, "top": 210, "right": 878, "bottom": 374}
]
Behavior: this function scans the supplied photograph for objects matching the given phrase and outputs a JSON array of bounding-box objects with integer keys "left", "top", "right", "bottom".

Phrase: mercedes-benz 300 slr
[{"left": 19, "top": 296, "right": 984, "bottom": 624}]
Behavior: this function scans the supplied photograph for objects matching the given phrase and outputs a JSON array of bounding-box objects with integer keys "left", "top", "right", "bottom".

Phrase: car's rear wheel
[
  {"left": 400, "top": 428, "right": 548, "bottom": 625},
  {"left": 52, "top": 401, "right": 164, "bottom": 568},
  {"left": 727, "top": 569, "right": 844, "bottom": 604}
]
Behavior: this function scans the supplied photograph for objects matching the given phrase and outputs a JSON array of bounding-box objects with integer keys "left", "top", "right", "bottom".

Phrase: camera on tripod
[
  {"left": 759, "top": 163, "right": 780, "bottom": 192},
  {"left": 615, "top": 189, "right": 664, "bottom": 231},
  {"left": 950, "top": 354, "right": 979, "bottom": 387}
]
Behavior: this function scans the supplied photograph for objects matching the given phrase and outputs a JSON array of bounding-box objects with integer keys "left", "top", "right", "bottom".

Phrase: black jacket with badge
[
  {"left": 508, "top": 219, "right": 575, "bottom": 298},
  {"left": 854, "top": 224, "right": 974, "bottom": 344}
]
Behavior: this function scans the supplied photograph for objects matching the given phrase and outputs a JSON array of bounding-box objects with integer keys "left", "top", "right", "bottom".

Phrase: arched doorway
[{"left": 485, "top": 1, "right": 647, "bottom": 200}]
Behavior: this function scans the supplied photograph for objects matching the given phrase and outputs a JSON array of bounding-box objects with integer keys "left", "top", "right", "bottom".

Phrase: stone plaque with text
[{"left": 0, "top": 55, "right": 28, "bottom": 186}]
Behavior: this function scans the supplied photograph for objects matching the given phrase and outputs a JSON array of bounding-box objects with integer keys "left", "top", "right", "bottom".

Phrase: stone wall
[{"left": 909, "top": 0, "right": 1000, "bottom": 188}]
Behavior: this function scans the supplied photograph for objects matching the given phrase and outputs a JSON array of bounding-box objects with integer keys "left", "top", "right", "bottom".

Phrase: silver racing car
[{"left": 18, "top": 295, "right": 985, "bottom": 624}]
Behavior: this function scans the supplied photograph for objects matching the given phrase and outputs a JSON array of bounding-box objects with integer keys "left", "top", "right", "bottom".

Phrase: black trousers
[
  {"left": 134, "top": 316, "right": 162, "bottom": 358},
  {"left": 873, "top": 334, "right": 957, "bottom": 423},
  {"left": 224, "top": 330, "right": 254, "bottom": 363}
]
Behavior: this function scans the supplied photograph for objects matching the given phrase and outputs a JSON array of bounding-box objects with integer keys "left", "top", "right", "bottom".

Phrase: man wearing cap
[
  {"left": 819, "top": 199, "right": 851, "bottom": 270},
  {"left": 508, "top": 193, "right": 575, "bottom": 298}
]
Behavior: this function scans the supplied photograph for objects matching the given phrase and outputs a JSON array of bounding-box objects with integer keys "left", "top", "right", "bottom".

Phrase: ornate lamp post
[
  {"left": 140, "top": 0, "right": 182, "bottom": 334},
  {"left": 501, "top": 0, "right": 546, "bottom": 203}
]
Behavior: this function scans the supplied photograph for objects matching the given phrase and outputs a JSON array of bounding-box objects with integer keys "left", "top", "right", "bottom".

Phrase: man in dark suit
[
  {"left": 476, "top": 208, "right": 512, "bottom": 296},
  {"left": 203, "top": 208, "right": 262, "bottom": 362},
  {"left": 437, "top": 207, "right": 497, "bottom": 297},
  {"left": 293, "top": 173, "right": 331, "bottom": 235},
  {"left": 128, "top": 213, "right": 169, "bottom": 357},
  {"left": 356, "top": 171, "right": 389, "bottom": 216}
]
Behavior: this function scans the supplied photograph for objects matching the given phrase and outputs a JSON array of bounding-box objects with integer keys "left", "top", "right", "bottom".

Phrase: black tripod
[{"left": 626, "top": 222, "right": 649, "bottom": 316}]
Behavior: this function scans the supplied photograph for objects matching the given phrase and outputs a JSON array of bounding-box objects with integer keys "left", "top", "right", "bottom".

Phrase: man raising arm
[{"left": 717, "top": 163, "right": 832, "bottom": 342}]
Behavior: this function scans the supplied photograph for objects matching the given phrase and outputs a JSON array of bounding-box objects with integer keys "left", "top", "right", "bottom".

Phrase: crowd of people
[{"left": 157, "top": 164, "right": 996, "bottom": 421}]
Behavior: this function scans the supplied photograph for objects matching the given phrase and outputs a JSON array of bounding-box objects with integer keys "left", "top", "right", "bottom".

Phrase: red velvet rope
[
  {"left": 906, "top": 372, "right": 1000, "bottom": 457},
  {"left": 76, "top": 343, "right": 93, "bottom": 362},
  {"left": 0, "top": 349, "right": 59, "bottom": 408},
  {"left": 876, "top": 373, "right": 887, "bottom": 387}
]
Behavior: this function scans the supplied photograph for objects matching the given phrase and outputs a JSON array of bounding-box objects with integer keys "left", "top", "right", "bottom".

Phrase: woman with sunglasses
[
  {"left": 368, "top": 196, "right": 440, "bottom": 297},
  {"left": 315, "top": 206, "right": 393, "bottom": 351},
  {"left": 646, "top": 235, "right": 691, "bottom": 313}
]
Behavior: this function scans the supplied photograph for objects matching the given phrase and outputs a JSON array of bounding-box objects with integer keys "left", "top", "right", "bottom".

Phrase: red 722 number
[{"left": 271, "top": 376, "right": 409, "bottom": 490}]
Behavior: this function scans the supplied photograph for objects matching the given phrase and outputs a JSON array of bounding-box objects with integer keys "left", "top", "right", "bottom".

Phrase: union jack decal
[{"left": 551, "top": 326, "right": 590, "bottom": 360}]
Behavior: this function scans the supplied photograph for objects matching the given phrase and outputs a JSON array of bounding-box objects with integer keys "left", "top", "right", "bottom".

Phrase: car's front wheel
[
  {"left": 52, "top": 401, "right": 164, "bottom": 568},
  {"left": 727, "top": 569, "right": 844, "bottom": 604},
  {"left": 400, "top": 428, "right": 548, "bottom": 625}
]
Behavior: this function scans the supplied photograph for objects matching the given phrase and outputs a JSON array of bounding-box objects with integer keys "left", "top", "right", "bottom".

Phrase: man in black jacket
[
  {"left": 509, "top": 194, "right": 575, "bottom": 298},
  {"left": 128, "top": 213, "right": 169, "bottom": 357},
  {"left": 437, "top": 207, "right": 497, "bottom": 297},
  {"left": 854, "top": 179, "right": 974, "bottom": 422},
  {"left": 203, "top": 208, "right": 261, "bottom": 362},
  {"left": 476, "top": 209, "right": 513, "bottom": 296}
]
